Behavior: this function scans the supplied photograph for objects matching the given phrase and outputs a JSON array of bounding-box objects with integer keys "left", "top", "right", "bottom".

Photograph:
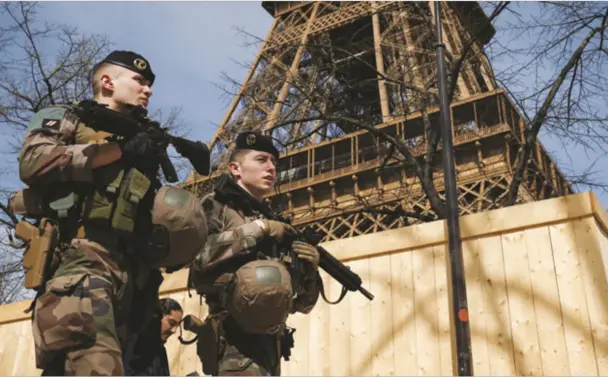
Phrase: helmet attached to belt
[
  {"left": 225, "top": 259, "right": 293, "bottom": 335},
  {"left": 141, "top": 186, "right": 208, "bottom": 268}
]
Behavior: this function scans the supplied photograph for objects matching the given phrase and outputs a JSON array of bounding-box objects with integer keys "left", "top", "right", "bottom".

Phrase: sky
[{"left": 1, "top": 0, "right": 607, "bottom": 208}]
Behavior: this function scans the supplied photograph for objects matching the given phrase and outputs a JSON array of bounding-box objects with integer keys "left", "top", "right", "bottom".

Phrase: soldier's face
[
  {"left": 229, "top": 150, "right": 277, "bottom": 199},
  {"left": 160, "top": 310, "right": 183, "bottom": 342},
  {"left": 104, "top": 67, "right": 153, "bottom": 109}
]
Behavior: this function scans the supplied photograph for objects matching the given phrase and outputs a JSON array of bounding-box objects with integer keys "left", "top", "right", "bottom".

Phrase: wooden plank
[
  {"left": 284, "top": 311, "right": 310, "bottom": 375},
  {"left": 348, "top": 258, "right": 372, "bottom": 376},
  {"left": 572, "top": 218, "right": 608, "bottom": 375},
  {"left": 477, "top": 235, "right": 516, "bottom": 375},
  {"left": 413, "top": 247, "right": 441, "bottom": 376},
  {"left": 433, "top": 245, "right": 453, "bottom": 376},
  {"left": 369, "top": 254, "right": 395, "bottom": 376},
  {"left": 328, "top": 266, "right": 351, "bottom": 376},
  {"left": 462, "top": 238, "right": 490, "bottom": 376},
  {"left": 591, "top": 218, "right": 608, "bottom": 374},
  {"left": 390, "top": 249, "right": 418, "bottom": 375},
  {"left": 10, "top": 321, "right": 41, "bottom": 376},
  {"left": 0, "top": 300, "right": 33, "bottom": 326},
  {"left": 0, "top": 321, "right": 26, "bottom": 375},
  {"left": 323, "top": 220, "right": 445, "bottom": 262},
  {"left": 589, "top": 191, "right": 608, "bottom": 235},
  {"left": 319, "top": 192, "right": 595, "bottom": 264},
  {"left": 524, "top": 226, "right": 570, "bottom": 375},
  {"left": 307, "top": 270, "right": 330, "bottom": 376},
  {"left": 550, "top": 222, "right": 599, "bottom": 375},
  {"left": 459, "top": 192, "right": 594, "bottom": 240},
  {"left": 501, "top": 231, "right": 543, "bottom": 376},
  {"left": 158, "top": 269, "right": 190, "bottom": 294}
]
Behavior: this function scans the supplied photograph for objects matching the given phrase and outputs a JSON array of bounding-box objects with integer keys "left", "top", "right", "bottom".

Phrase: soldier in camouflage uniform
[
  {"left": 17, "top": 51, "right": 169, "bottom": 376},
  {"left": 189, "top": 131, "right": 321, "bottom": 376}
]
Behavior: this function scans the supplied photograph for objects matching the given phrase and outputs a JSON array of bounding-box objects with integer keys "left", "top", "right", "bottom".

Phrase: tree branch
[{"left": 505, "top": 26, "right": 600, "bottom": 205}]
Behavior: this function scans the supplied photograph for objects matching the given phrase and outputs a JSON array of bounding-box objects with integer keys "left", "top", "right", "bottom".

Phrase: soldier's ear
[
  {"left": 100, "top": 74, "right": 114, "bottom": 92},
  {"left": 228, "top": 161, "right": 241, "bottom": 179}
]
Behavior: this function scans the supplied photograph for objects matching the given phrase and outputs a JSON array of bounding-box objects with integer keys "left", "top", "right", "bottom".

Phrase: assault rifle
[
  {"left": 279, "top": 218, "right": 374, "bottom": 303},
  {"left": 73, "top": 99, "right": 211, "bottom": 183},
  {"left": 256, "top": 202, "right": 374, "bottom": 303}
]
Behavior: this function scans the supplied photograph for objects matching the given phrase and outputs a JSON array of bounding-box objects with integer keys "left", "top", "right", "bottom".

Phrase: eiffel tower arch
[{"left": 183, "top": 1, "right": 572, "bottom": 242}]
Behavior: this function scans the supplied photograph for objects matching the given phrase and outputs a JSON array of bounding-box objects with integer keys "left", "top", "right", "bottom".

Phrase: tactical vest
[{"left": 9, "top": 104, "right": 155, "bottom": 239}]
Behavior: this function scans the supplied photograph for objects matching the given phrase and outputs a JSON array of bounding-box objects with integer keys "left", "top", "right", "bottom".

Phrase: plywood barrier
[{"left": 1, "top": 191, "right": 607, "bottom": 376}]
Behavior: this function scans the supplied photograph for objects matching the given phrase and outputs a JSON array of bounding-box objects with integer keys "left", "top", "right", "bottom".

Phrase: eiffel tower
[{"left": 182, "top": 1, "right": 572, "bottom": 242}]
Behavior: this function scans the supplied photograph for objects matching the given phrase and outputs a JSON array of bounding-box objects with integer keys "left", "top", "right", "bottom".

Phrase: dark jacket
[{"left": 124, "top": 312, "right": 170, "bottom": 376}]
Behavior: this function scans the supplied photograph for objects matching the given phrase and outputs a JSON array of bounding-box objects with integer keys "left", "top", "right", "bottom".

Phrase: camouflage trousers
[
  {"left": 32, "top": 228, "right": 134, "bottom": 376},
  {"left": 217, "top": 317, "right": 281, "bottom": 376}
]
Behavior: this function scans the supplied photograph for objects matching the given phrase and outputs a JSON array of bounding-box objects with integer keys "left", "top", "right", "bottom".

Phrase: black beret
[
  {"left": 235, "top": 131, "right": 279, "bottom": 159},
  {"left": 98, "top": 50, "right": 155, "bottom": 85}
]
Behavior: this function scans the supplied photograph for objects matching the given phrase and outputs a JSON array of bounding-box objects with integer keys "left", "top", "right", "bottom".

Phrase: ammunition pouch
[
  {"left": 15, "top": 218, "right": 61, "bottom": 291},
  {"left": 83, "top": 168, "right": 151, "bottom": 234}
]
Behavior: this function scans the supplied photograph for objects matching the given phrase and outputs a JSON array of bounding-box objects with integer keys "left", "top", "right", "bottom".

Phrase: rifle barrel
[{"left": 359, "top": 286, "right": 375, "bottom": 301}]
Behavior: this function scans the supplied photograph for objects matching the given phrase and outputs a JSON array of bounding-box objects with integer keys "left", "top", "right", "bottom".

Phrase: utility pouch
[
  {"left": 192, "top": 312, "right": 228, "bottom": 376},
  {"left": 85, "top": 170, "right": 124, "bottom": 223},
  {"left": 111, "top": 168, "right": 151, "bottom": 233},
  {"left": 16, "top": 218, "right": 60, "bottom": 291}
]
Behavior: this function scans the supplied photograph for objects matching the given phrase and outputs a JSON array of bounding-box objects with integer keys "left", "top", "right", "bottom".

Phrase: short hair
[
  {"left": 159, "top": 297, "right": 183, "bottom": 316},
  {"left": 228, "top": 149, "right": 247, "bottom": 163},
  {"left": 91, "top": 62, "right": 123, "bottom": 96}
]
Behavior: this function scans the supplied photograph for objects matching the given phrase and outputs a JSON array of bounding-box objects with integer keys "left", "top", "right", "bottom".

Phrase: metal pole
[{"left": 433, "top": 2, "right": 473, "bottom": 376}]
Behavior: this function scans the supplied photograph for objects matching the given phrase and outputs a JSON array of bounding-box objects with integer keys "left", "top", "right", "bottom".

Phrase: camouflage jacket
[
  {"left": 191, "top": 176, "right": 320, "bottom": 314},
  {"left": 18, "top": 104, "right": 114, "bottom": 186}
]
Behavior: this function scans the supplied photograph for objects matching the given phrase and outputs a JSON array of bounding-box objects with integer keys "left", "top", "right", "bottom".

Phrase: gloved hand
[
  {"left": 119, "top": 132, "right": 159, "bottom": 171},
  {"left": 258, "top": 219, "right": 297, "bottom": 243},
  {"left": 291, "top": 240, "right": 319, "bottom": 271}
]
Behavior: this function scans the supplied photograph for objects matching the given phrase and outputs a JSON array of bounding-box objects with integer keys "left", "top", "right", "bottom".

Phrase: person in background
[{"left": 125, "top": 298, "right": 184, "bottom": 376}]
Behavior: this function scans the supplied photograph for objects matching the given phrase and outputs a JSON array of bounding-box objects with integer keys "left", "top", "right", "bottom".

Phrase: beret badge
[{"left": 133, "top": 58, "right": 147, "bottom": 71}]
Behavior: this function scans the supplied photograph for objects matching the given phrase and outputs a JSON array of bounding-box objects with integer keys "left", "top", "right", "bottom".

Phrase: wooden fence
[{"left": 0, "top": 191, "right": 607, "bottom": 376}]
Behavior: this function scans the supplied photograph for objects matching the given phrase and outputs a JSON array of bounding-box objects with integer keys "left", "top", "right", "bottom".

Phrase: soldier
[
  {"left": 13, "top": 50, "right": 207, "bottom": 375},
  {"left": 189, "top": 131, "right": 321, "bottom": 376}
]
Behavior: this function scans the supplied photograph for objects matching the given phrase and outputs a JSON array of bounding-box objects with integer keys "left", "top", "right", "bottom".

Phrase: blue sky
[
  {"left": 1, "top": 1, "right": 606, "bottom": 208},
  {"left": 37, "top": 1, "right": 272, "bottom": 147}
]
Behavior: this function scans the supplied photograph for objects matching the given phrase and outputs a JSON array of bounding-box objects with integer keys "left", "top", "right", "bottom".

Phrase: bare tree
[
  {"left": 482, "top": 2, "right": 608, "bottom": 204},
  {"left": 0, "top": 2, "right": 114, "bottom": 303}
]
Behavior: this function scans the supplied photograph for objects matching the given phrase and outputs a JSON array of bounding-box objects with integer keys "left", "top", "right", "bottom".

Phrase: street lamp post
[{"left": 433, "top": 1, "right": 473, "bottom": 375}]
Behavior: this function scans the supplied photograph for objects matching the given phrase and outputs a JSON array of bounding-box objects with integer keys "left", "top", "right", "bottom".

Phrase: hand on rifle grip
[
  {"left": 258, "top": 219, "right": 296, "bottom": 243},
  {"left": 291, "top": 240, "right": 319, "bottom": 271},
  {"left": 119, "top": 132, "right": 160, "bottom": 171}
]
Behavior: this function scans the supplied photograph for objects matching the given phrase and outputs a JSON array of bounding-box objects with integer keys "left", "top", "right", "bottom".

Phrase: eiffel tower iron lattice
[{"left": 182, "top": 1, "right": 573, "bottom": 243}]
